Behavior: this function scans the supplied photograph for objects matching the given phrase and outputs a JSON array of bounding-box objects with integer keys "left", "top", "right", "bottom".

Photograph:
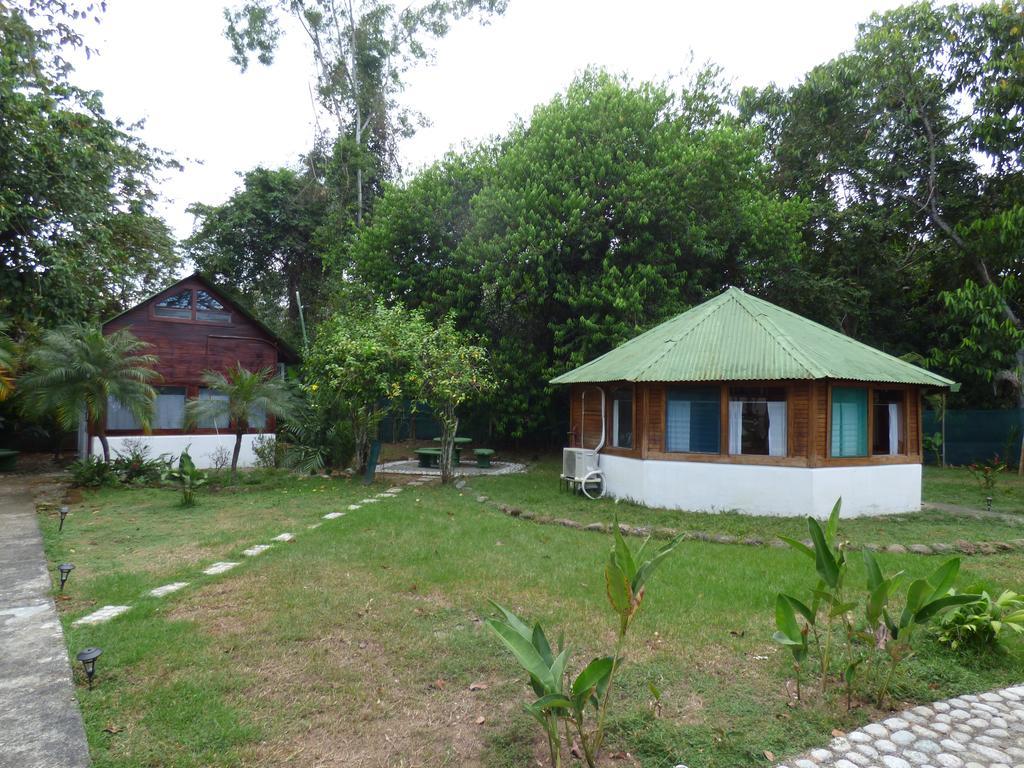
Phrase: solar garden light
[
  {"left": 76, "top": 647, "right": 102, "bottom": 689},
  {"left": 59, "top": 505, "right": 69, "bottom": 531},
  {"left": 57, "top": 563, "right": 74, "bottom": 592},
  {"left": 986, "top": 496, "right": 993, "bottom": 513}
]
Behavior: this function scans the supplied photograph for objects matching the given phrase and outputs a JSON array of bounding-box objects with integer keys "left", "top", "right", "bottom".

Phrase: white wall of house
[
  {"left": 599, "top": 454, "right": 921, "bottom": 518},
  {"left": 90, "top": 434, "right": 265, "bottom": 469}
]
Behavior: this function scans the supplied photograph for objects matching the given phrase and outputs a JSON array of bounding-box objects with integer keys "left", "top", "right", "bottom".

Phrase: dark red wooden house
[{"left": 87, "top": 273, "right": 298, "bottom": 467}]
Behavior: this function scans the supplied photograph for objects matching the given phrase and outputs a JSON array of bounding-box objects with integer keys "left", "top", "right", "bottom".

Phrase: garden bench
[
  {"left": 473, "top": 448, "right": 495, "bottom": 468},
  {"left": 415, "top": 448, "right": 442, "bottom": 468},
  {"left": 0, "top": 449, "right": 18, "bottom": 472}
]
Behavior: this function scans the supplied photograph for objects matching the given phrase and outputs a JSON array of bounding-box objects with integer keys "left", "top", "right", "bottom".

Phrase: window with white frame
[
  {"left": 728, "top": 387, "right": 787, "bottom": 456},
  {"left": 611, "top": 387, "right": 633, "bottom": 449}
]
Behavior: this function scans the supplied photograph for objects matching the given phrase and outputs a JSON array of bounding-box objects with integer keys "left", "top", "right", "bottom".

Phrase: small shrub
[
  {"left": 251, "top": 434, "right": 279, "bottom": 469},
  {"left": 966, "top": 454, "right": 1006, "bottom": 495},
  {"left": 163, "top": 448, "right": 208, "bottom": 506},
  {"left": 936, "top": 587, "right": 1024, "bottom": 651},
  {"left": 210, "top": 445, "right": 232, "bottom": 471},
  {"left": 111, "top": 439, "right": 171, "bottom": 485},
  {"left": 69, "top": 456, "right": 118, "bottom": 487}
]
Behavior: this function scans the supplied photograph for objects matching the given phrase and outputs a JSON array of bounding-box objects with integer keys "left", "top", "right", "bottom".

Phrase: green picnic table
[{"left": 432, "top": 437, "right": 471, "bottom": 464}]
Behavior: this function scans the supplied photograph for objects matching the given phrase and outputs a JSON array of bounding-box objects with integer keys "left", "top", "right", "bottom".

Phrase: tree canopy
[{"left": 0, "top": 2, "right": 179, "bottom": 337}]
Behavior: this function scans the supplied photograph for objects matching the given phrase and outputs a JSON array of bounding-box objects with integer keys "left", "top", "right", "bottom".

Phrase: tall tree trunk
[
  {"left": 232, "top": 431, "right": 243, "bottom": 478},
  {"left": 439, "top": 406, "right": 457, "bottom": 484},
  {"left": 97, "top": 431, "right": 110, "bottom": 464}
]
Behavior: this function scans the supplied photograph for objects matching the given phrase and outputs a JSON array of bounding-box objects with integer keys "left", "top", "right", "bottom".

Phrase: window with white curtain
[
  {"left": 107, "top": 396, "right": 142, "bottom": 430},
  {"left": 728, "top": 387, "right": 787, "bottom": 456},
  {"left": 611, "top": 388, "right": 633, "bottom": 449},
  {"left": 197, "top": 388, "right": 230, "bottom": 429},
  {"left": 872, "top": 389, "right": 905, "bottom": 455},
  {"left": 154, "top": 387, "right": 186, "bottom": 429}
]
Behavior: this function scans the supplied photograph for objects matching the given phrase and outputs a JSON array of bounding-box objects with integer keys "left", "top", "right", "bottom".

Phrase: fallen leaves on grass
[{"left": 468, "top": 681, "right": 488, "bottom": 691}]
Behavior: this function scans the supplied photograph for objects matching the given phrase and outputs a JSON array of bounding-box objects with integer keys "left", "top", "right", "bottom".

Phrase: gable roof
[
  {"left": 103, "top": 272, "right": 300, "bottom": 363},
  {"left": 550, "top": 287, "right": 955, "bottom": 388}
]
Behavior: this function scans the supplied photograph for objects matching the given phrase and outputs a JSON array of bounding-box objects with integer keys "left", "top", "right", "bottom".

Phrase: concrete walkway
[
  {"left": 777, "top": 684, "right": 1024, "bottom": 768},
  {"left": 0, "top": 476, "right": 89, "bottom": 768}
]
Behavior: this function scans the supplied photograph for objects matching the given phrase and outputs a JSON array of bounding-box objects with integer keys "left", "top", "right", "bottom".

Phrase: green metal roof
[{"left": 550, "top": 287, "right": 956, "bottom": 388}]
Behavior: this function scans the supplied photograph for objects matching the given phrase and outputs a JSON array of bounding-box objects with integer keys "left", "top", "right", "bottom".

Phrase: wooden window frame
[{"left": 150, "top": 287, "right": 233, "bottom": 327}]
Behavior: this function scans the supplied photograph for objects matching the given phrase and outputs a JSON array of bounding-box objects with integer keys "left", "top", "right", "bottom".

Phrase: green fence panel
[{"left": 923, "top": 408, "right": 1023, "bottom": 466}]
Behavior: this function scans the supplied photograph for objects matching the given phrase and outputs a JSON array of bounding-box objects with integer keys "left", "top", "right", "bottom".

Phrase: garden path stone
[
  {"left": 72, "top": 604, "right": 131, "bottom": 625},
  {"left": 0, "top": 475, "right": 89, "bottom": 768},
  {"left": 148, "top": 582, "right": 189, "bottom": 597},
  {"left": 776, "top": 685, "right": 1024, "bottom": 768},
  {"left": 242, "top": 544, "right": 271, "bottom": 557},
  {"left": 272, "top": 533, "right": 294, "bottom": 542},
  {"left": 202, "top": 561, "right": 240, "bottom": 575},
  {"left": 323, "top": 512, "right": 345, "bottom": 519}
]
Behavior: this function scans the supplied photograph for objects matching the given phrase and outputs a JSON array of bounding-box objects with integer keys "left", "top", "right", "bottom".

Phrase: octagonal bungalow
[{"left": 550, "top": 288, "right": 955, "bottom": 518}]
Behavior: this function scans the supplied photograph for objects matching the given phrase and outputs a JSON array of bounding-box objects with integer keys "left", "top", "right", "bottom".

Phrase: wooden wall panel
[
  {"left": 104, "top": 277, "right": 287, "bottom": 386},
  {"left": 569, "top": 385, "right": 604, "bottom": 449},
  {"left": 908, "top": 387, "right": 921, "bottom": 456},
  {"left": 646, "top": 383, "right": 664, "bottom": 453},
  {"left": 790, "top": 382, "right": 809, "bottom": 458},
  {"left": 813, "top": 381, "right": 829, "bottom": 464}
]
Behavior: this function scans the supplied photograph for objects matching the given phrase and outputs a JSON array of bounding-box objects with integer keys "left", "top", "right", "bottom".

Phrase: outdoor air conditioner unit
[{"left": 562, "top": 447, "right": 598, "bottom": 482}]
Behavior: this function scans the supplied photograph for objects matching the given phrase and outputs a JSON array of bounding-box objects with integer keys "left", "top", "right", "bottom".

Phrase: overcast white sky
[{"left": 71, "top": 0, "right": 915, "bottom": 242}]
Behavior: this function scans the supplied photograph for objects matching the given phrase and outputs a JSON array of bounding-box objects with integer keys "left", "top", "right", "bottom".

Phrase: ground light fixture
[
  {"left": 59, "top": 505, "right": 69, "bottom": 531},
  {"left": 76, "top": 647, "right": 102, "bottom": 689},
  {"left": 987, "top": 496, "right": 993, "bottom": 513},
  {"left": 57, "top": 563, "right": 74, "bottom": 591}
]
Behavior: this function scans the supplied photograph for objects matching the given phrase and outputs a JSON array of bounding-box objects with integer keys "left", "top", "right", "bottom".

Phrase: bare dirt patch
[{"left": 241, "top": 627, "right": 494, "bottom": 768}]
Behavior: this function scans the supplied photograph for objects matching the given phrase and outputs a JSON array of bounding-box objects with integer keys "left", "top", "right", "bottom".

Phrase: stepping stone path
[
  {"left": 148, "top": 582, "right": 188, "bottom": 597},
  {"left": 73, "top": 605, "right": 131, "bottom": 625},
  {"left": 202, "top": 562, "right": 239, "bottom": 576},
  {"left": 70, "top": 491, "right": 371, "bottom": 625},
  {"left": 776, "top": 685, "right": 1024, "bottom": 768},
  {"left": 361, "top": 498, "right": 379, "bottom": 503}
]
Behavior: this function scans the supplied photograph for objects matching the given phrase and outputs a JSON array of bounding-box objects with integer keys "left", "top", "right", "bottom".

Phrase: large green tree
[
  {"left": 184, "top": 164, "right": 330, "bottom": 343},
  {"left": 0, "top": 2, "right": 179, "bottom": 336},
  {"left": 224, "top": 0, "right": 507, "bottom": 224},
  {"left": 354, "top": 70, "right": 809, "bottom": 438},
  {"left": 740, "top": 1, "right": 1024, "bottom": 405}
]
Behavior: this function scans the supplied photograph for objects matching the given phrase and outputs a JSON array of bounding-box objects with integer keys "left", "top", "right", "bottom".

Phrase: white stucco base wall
[
  {"left": 90, "top": 434, "right": 266, "bottom": 469},
  {"left": 598, "top": 455, "right": 921, "bottom": 518}
]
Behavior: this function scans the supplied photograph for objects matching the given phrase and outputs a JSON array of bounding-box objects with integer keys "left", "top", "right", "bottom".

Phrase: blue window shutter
[
  {"left": 666, "top": 387, "right": 720, "bottom": 454},
  {"left": 831, "top": 387, "right": 868, "bottom": 457}
]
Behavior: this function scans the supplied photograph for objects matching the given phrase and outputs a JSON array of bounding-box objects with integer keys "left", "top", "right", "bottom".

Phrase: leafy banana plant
[
  {"left": 487, "top": 524, "right": 683, "bottom": 768},
  {"left": 773, "top": 594, "right": 810, "bottom": 699},
  {"left": 872, "top": 557, "right": 974, "bottom": 708},
  {"left": 779, "top": 499, "right": 853, "bottom": 685}
]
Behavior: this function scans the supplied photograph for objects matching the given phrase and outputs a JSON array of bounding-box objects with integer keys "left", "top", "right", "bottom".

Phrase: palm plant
[
  {"left": 0, "top": 319, "right": 16, "bottom": 401},
  {"left": 186, "top": 365, "right": 300, "bottom": 476},
  {"left": 20, "top": 324, "right": 158, "bottom": 462}
]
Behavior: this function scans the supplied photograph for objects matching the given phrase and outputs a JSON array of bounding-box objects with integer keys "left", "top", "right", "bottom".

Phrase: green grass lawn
[
  {"left": 42, "top": 466, "right": 1024, "bottom": 768},
  {"left": 471, "top": 460, "right": 1024, "bottom": 547}
]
